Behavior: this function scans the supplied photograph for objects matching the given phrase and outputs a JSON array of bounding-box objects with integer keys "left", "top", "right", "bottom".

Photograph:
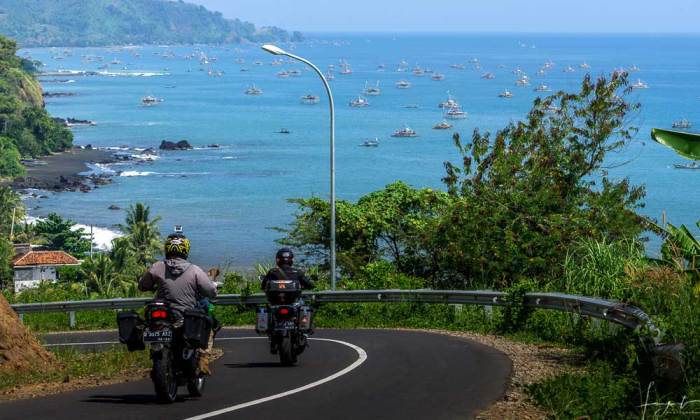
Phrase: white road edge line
[{"left": 185, "top": 337, "right": 369, "bottom": 420}]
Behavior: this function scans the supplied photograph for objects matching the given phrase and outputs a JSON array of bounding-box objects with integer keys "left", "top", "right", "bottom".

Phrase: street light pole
[{"left": 261, "top": 44, "right": 337, "bottom": 289}]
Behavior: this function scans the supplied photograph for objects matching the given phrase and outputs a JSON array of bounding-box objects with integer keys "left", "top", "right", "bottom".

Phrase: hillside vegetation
[
  {"left": 0, "top": 0, "right": 303, "bottom": 47},
  {"left": 0, "top": 35, "right": 72, "bottom": 178}
]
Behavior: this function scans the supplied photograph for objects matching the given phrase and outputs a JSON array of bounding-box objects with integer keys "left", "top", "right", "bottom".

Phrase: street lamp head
[{"left": 261, "top": 44, "right": 287, "bottom": 56}]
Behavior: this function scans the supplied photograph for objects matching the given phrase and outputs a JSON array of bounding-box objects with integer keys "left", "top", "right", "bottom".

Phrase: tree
[
  {"left": 33, "top": 213, "right": 91, "bottom": 257},
  {"left": 80, "top": 254, "right": 117, "bottom": 297},
  {"left": 118, "top": 203, "right": 162, "bottom": 267}
]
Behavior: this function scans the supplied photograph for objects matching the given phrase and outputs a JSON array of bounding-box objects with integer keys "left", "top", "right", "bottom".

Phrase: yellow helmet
[{"left": 164, "top": 234, "right": 190, "bottom": 258}]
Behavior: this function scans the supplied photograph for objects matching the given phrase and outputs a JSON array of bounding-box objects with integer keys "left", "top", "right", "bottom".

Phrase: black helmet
[
  {"left": 164, "top": 233, "right": 190, "bottom": 259},
  {"left": 276, "top": 247, "right": 294, "bottom": 266}
]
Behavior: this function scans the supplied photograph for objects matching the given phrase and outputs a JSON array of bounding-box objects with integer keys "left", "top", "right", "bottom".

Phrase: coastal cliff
[{"left": 0, "top": 35, "right": 72, "bottom": 178}]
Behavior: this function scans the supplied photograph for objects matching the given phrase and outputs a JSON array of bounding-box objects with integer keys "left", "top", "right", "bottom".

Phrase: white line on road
[{"left": 184, "top": 337, "right": 369, "bottom": 420}]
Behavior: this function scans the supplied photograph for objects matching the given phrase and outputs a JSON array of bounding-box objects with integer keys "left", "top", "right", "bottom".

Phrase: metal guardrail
[{"left": 10, "top": 289, "right": 661, "bottom": 341}]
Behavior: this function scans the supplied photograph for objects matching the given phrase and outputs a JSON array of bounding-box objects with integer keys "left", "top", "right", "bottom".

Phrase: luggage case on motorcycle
[
  {"left": 183, "top": 309, "right": 212, "bottom": 349},
  {"left": 117, "top": 311, "right": 145, "bottom": 351},
  {"left": 265, "top": 280, "right": 302, "bottom": 305}
]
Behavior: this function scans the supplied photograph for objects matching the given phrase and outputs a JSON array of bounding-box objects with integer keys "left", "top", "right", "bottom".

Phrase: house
[{"left": 12, "top": 244, "right": 80, "bottom": 292}]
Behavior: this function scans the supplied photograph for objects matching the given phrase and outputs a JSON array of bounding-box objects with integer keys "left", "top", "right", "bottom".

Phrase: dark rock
[
  {"left": 108, "top": 204, "right": 120, "bottom": 210},
  {"left": 159, "top": 139, "right": 193, "bottom": 151},
  {"left": 85, "top": 144, "right": 93, "bottom": 150},
  {"left": 208, "top": 144, "right": 220, "bottom": 148},
  {"left": 140, "top": 147, "right": 156, "bottom": 155}
]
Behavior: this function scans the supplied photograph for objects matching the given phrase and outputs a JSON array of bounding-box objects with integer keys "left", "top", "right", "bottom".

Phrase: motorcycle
[
  {"left": 117, "top": 300, "right": 212, "bottom": 403},
  {"left": 256, "top": 278, "right": 313, "bottom": 366}
]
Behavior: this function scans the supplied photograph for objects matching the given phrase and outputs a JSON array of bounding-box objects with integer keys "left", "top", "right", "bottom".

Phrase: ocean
[{"left": 21, "top": 33, "right": 700, "bottom": 269}]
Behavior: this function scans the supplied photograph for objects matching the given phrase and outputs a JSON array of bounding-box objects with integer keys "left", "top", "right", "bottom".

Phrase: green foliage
[
  {"left": 0, "top": 236, "right": 13, "bottom": 289},
  {"left": 0, "top": 35, "right": 72, "bottom": 176},
  {"left": 497, "top": 280, "right": 536, "bottom": 333},
  {"left": 0, "top": 0, "right": 296, "bottom": 47},
  {"left": 33, "top": 213, "right": 90, "bottom": 257},
  {"left": 527, "top": 363, "right": 638, "bottom": 419},
  {"left": 117, "top": 203, "right": 162, "bottom": 267}
]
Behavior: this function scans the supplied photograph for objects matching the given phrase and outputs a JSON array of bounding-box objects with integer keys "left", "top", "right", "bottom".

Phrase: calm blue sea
[{"left": 21, "top": 33, "right": 700, "bottom": 269}]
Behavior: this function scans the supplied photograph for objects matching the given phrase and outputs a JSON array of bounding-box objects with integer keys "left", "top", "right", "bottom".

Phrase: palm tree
[
  {"left": 0, "top": 186, "right": 22, "bottom": 238},
  {"left": 80, "top": 253, "right": 117, "bottom": 296},
  {"left": 118, "top": 203, "right": 162, "bottom": 267}
]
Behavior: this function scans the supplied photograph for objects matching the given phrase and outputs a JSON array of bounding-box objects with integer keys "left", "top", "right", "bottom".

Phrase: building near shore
[{"left": 11, "top": 244, "right": 80, "bottom": 292}]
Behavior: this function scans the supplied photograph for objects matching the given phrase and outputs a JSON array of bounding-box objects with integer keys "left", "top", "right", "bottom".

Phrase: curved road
[{"left": 0, "top": 329, "right": 511, "bottom": 419}]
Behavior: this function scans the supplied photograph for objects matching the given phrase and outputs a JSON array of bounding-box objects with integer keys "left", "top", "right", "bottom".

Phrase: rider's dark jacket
[
  {"left": 139, "top": 257, "right": 217, "bottom": 313},
  {"left": 261, "top": 264, "right": 314, "bottom": 291}
]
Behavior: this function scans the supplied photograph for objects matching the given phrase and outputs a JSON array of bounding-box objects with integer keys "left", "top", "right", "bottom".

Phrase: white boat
[
  {"left": 349, "top": 95, "right": 369, "bottom": 107},
  {"left": 244, "top": 85, "right": 263, "bottom": 95},
  {"left": 433, "top": 120, "right": 452, "bottom": 130},
  {"left": 141, "top": 95, "right": 163, "bottom": 106},
  {"left": 431, "top": 72, "right": 445, "bottom": 81},
  {"left": 301, "top": 94, "right": 320, "bottom": 104},
  {"left": 580, "top": 62, "right": 591, "bottom": 69},
  {"left": 450, "top": 63, "right": 465, "bottom": 70},
  {"left": 512, "top": 67, "right": 523, "bottom": 75},
  {"left": 364, "top": 81, "right": 381, "bottom": 96},
  {"left": 326, "top": 70, "right": 335, "bottom": 81},
  {"left": 412, "top": 65, "right": 425, "bottom": 76},
  {"left": 445, "top": 107, "right": 467, "bottom": 119},
  {"left": 288, "top": 69, "right": 301, "bottom": 77},
  {"left": 396, "top": 60, "right": 409, "bottom": 72},
  {"left": 498, "top": 89, "right": 513, "bottom": 98},
  {"left": 631, "top": 79, "right": 649, "bottom": 89},
  {"left": 672, "top": 119, "right": 692, "bottom": 129},
  {"left": 534, "top": 84, "right": 551, "bottom": 92},
  {"left": 628, "top": 64, "right": 641, "bottom": 72},
  {"left": 563, "top": 65, "right": 576, "bottom": 73},
  {"left": 674, "top": 161, "right": 700, "bottom": 170},
  {"left": 360, "top": 138, "right": 380, "bottom": 147},
  {"left": 515, "top": 76, "right": 531, "bottom": 86},
  {"left": 277, "top": 70, "right": 290, "bottom": 78},
  {"left": 438, "top": 92, "right": 460, "bottom": 109},
  {"left": 391, "top": 126, "right": 418, "bottom": 137},
  {"left": 395, "top": 80, "right": 411, "bottom": 89},
  {"left": 536, "top": 68, "right": 547, "bottom": 77},
  {"left": 339, "top": 61, "right": 352, "bottom": 75},
  {"left": 481, "top": 72, "right": 496, "bottom": 80}
]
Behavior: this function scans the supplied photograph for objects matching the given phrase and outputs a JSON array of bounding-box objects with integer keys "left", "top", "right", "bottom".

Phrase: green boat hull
[{"left": 651, "top": 128, "right": 700, "bottom": 160}]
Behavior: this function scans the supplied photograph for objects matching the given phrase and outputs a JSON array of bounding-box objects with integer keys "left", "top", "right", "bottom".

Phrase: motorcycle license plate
[
  {"left": 143, "top": 329, "right": 172, "bottom": 343},
  {"left": 276, "top": 320, "right": 295, "bottom": 329}
]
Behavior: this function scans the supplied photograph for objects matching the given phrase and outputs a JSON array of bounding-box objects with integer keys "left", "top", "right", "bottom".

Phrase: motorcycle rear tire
[
  {"left": 187, "top": 374, "right": 206, "bottom": 397},
  {"left": 279, "top": 335, "right": 297, "bottom": 366},
  {"left": 152, "top": 348, "right": 178, "bottom": 403}
]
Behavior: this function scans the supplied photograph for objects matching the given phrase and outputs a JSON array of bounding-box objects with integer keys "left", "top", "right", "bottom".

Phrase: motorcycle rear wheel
[
  {"left": 152, "top": 348, "right": 178, "bottom": 403},
  {"left": 279, "top": 335, "right": 297, "bottom": 366}
]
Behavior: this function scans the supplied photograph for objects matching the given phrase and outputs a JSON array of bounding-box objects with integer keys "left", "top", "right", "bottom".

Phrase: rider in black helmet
[{"left": 261, "top": 248, "right": 314, "bottom": 291}]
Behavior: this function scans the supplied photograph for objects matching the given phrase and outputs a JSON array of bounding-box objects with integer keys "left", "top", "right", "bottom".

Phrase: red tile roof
[{"left": 12, "top": 251, "right": 80, "bottom": 267}]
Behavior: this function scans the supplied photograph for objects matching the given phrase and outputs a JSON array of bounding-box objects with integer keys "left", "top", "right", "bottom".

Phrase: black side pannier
[
  {"left": 117, "top": 311, "right": 145, "bottom": 351},
  {"left": 183, "top": 309, "right": 212, "bottom": 349}
]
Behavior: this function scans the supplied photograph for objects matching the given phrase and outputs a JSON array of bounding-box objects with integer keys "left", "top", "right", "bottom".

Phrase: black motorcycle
[
  {"left": 256, "top": 279, "right": 313, "bottom": 366},
  {"left": 117, "top": 300, "right": 212, "bottom": 403}
]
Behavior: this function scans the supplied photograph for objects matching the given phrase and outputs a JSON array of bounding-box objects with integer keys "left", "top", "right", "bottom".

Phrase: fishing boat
[
  {"left": 244, "top": 85, "right": 263, "bottom": 95},
  {"left": 433, "top": 120, "right": 452, "bottom": 130},
  {"left": 515, "top": 76, "right": 531, "bottom": 86},
  {"left": 301, "top": 94, "right": 320, "bottom": 104},
  {"left": 672, "top": 119, "right": 692, "bottom": 129},
  {"left": 445, "top": 107, "right": 467, "bottom": 119},
  {"left": 363, "top": 81, "right": 381, "bottom": 96},
  {"left": 628, "top": 64, "right": 641, "bottom": 72},
  {"left": 141, "top": 95, "right": 163, "bottom": 106},
  {"left": 395, "top": 80, "right": 411, "bottom": 89},
  {"left": 349, "top": 95, "right": 369, "bottom": 107},
  {"left": 450, "top": 63, "right": 465, "bottom": 70},
  {"left": 339, "top": 61, "right": 352, "bottom": 75},
  {"left": 402, "top": 104, "right": 420, "bottom": 109},
  {"left": 360, "top": 138, "right": 380, "bottom": 147},
  {"left": 391, "top": 126, "right": 418, "bottom": 137},
  {"left": 326, "top": 70, "right": 335, "bottom": 81},
  {"left": 536, "top": 68, "right": 547, "bottom": 77},
  {"left": 277, "top": 128, "right": 290, "bottom": 134},
  {"left": 288, "top": 69, "right": 301, "bottom": 77},
  {"left": 674, "top": 162, "right": 700, "bottom": 170},
  {"left": 438, "top": 93, "right": 460, "bottom": 109},
  {"left": 534, "top": 84, "right": 551, "bottom": 92},
  {"left": 277, "top": 70, "right": 289, "bottom": 78},
  {"left": 563, "top": 65, "right": 576, "bottom": 73},
  {"left": 498, "top": 89, "right": 514, "bottom": 98},
  {"left": 631, "top": 79, "right": 649, "bottom": 89},
  {"left": 412, "top": 65, "right": 425, "bottom": 76},
  {"left": 481, "top": 72, "right": 496, "bottom": 80},
  {"left": 580, "top": 62, "right": 591, "bottom": 69},
  {"left": 431, "top": 72, "right": 445, "bottom": 81},
  {"left": 396, "top": 60, "right": 409, "bottom": 72},
  {"left": 651, "top": 128, "right": 700, "bottom": 162}
]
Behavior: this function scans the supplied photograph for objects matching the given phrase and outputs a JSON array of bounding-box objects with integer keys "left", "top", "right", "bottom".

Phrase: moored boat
[{"left": 391, "top": 126, "right": 418, "bottom": 137}]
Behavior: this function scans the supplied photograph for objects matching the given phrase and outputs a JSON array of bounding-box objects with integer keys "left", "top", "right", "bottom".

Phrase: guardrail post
[
  {"left": 483, "top": 305, "right": 493, "bottom": 319},
  {"left": 69, "top": 311, "right": 76, "bottom": 328},
  {"left": 18, "top": 313, "right": 23, "bottom": 323}
]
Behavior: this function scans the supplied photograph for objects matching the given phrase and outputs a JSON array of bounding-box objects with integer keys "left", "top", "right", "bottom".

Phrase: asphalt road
[{"left": 0, "top": 329, "right": 511, "bottom": 420}]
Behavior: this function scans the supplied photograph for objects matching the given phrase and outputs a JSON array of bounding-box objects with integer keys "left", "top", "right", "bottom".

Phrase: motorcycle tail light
[
  {"left": 278, "top": 308, "right": 289, "bottom": 315},
  {"left": 151, "top": 310, "right": 168, "bottom": 319}
]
